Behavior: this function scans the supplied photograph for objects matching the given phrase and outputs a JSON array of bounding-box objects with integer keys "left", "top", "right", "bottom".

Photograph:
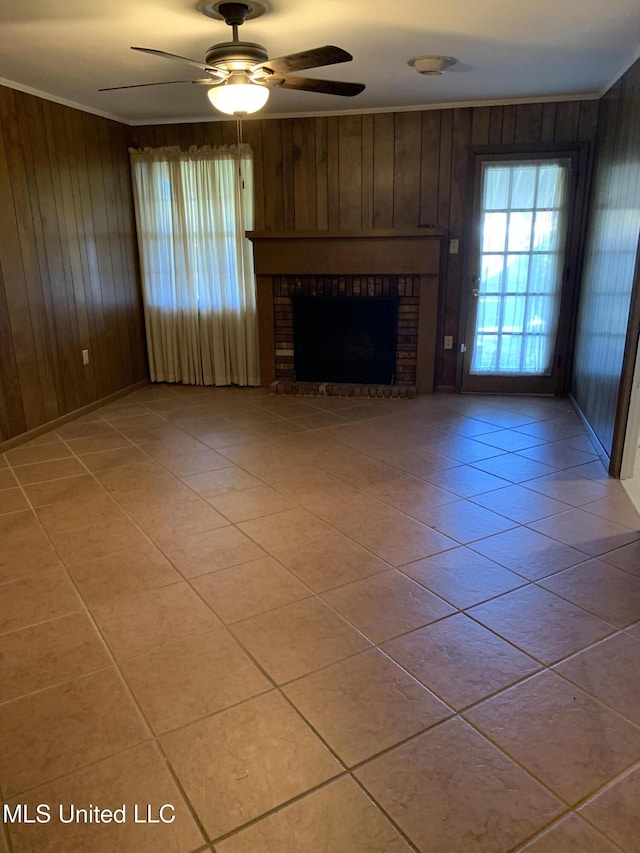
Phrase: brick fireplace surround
[{"left": 247, "top": 230, "right": 444, "bottom": 395}]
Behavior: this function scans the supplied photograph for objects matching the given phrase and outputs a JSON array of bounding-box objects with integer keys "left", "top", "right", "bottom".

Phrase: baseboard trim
[
  {"left": 568, "top": 392, "right": 612, "bottom": 474},
  {"left": 0, "top": 380, "right": 150, "bottom": 452}
]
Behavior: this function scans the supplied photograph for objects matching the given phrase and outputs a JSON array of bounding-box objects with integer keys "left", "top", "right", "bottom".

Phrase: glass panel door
[{"left": 463, "top": 156, "right": 573, "bottom": 394}]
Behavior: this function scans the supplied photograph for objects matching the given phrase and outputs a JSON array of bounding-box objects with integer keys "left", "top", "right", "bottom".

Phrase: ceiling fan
[{"left": 100, "top": 0, "right": 366, "bottom": 116}]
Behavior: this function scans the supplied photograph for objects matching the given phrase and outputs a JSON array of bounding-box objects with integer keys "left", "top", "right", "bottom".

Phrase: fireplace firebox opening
[{"left": 293, "top": 296, "right": 398, "bottom": 385}]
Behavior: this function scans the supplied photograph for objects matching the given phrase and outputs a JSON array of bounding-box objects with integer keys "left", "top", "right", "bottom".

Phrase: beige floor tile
[
  {"left": 261, "top": 466, "right": 358, "bottom": 504},
  {"left": 161, "top": 691, "right": 340, "bottom": 839},
  {"left": 159, "top": 448, "right": 233, "bottom": 476},
  {"left": 0, "top": 668, "right": 149, "bottom": 796},
  {"left": 472, "top": 453, "right": 557, "bottom": 483},
  {"left": 79, "top": 445, "right": 150, "bottom": 472},
  {"left": 192, "top": 556, "right": 311, "bottom": 623},
  {"left": 134, "top": 497, "right": 230, "bottom": 542},
  {"left": 540, "top": 559, "right": 640, "bottom": 627},
  {"left": 0, "top": 508, "right": 44, "bottom": 547},
  {"left": 525, "top": 471, "right": 617, "bottom": 507},
  {"left": 231, "top": 597, "right": 371, "bottom": 683},
  {"left": 56, "top": 420, "right": 119, "bottom": 439},
  {"left": 121, "top": 629, "right": 270, "bottom": 733},
  {"left": 0, "top": 612, "right": 110, "bottom": 702},
  {"left": 469, "top": 585, "right": 614, "bottom": 664},
  {"left": 238, "top": 508, "right": 335, "bottom": 553},
  {"left": 276, "top": 530, "right": 389, "bottom": 592},
  {"left": 12, "top": 457, "right": 87, "bottom": 485},
  {"left": 209, "top": 484, "right": 297, "bottom": 522},
  {"left": 119, "top": 481, "right": 202, "bottom": 514},
  {"left": 470, "top": 526, "right": 588, "bottom": 580},
  {"left": 4, "top": 389, "right": 639, "bottom": 850},
  {"left": 37, "top": 493, "right": 128, "bottom": 535},
  {"left": 555, "top": 633, "right": 640, "bottom": 724},
  {"left": 23, "top": 474, "right": 106, "bottom": 507},
  {"left": 284, "top": 648, "right": 450, "bottom": 765},
  {"left": 520, "top": 814, "right": 618, "bottom": 852},
  {"left": 0, "top": 569, "right": 81, "bottom": 635},
  {"left": 0, "top": 538, "right": 62, "bottom": 585},
  {"left": 423, "top": 464, "right": 510, "bottom": 497},
  {"left": 5, "top": 741, "right": 203, "bottom": 853},
  {"left": 348, "top": 515, "right": 458, "bottom": 566},
  {"left": 95, "top": 460, "right": 178, "bottom": 499},
  {"left": 466, "top": 671, "right": 640, "bottom": 803},
  {"left": 66, "top": 541, "right": 181, "bottom": 606},
  {"left": 0, "top": 467, "right": 17, "bottom": 490},
  {"left": 4, "top": 431, "right": 65, "bottom": 449},
  {"left": 65, "top": 433, "right": 134, "bottom": 454},
  {"left": 530, "top": 508, "right": 639, "bottom": 557},
  {"left": 583, "top": 493, "right": 640, "bottom": 528},
  {"left": 356, "top": 717, "right": 562, "bottom": 851},
  {"left": 106, "top": 412, "right": 166, "bottom": 432},
  {"left": 215, "top": 440, "right": 296, "bottom": 470},
  {"left": 0, "top": 487, "right": 29, "bottom": 515},
  {"left": 364, "top": 473, "right": 458, "bottom": 512},
  {"left": 419, "top": 434, "right": 504, "bottom": 464},
  {"left": 90, "top": 583, "right": 221, "bottom": 659},
  {"left": 519, "top": 443, "right": 599, "bottom": 470},
  {"left": 6, "top": 442, "right": 73, "bottom": 466},
  {"left": 216, "top": 776, "right": 412, "bottom": 853},
  {"left": 402, "top": 546, "right": 526, "bottom": 608},
  {"left": 470, "top": 484, "right": 572, "bottom": 524},
  {"left": 321, "top": 456, "right": 404, "bottom": 490},
  {"left": 306, "top": 493, "right": 406, "bottom": 532},
  {"left": 384, "top": 613, "right": 540, "bottom": 709},
  {"left": 579, "top": 766, "right": 640, "bottom": 851},
  {"left": 322, "top": 570, "right": 455, "bottom": 642},
  {"left": 415, "top": 498, "right": 517, "bottom": 544},
  {"left": 474, "top": 429, "right": 544, "bottom": 452},
  {"left": 600, "top": 540, "right": 640, "bottom": 578},
  {"left": 160, "top": 525, "right": 266, "bottom": 577},
  {"left": 50, "top": 516, "right": 150, "bottom": 566},
  {"left": 182, "top": 465, "right": 262, "bottom": 497}
]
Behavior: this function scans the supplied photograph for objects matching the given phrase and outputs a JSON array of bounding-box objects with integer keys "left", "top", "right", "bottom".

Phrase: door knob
[{"left": 471, "top": 288, "right": 479, "bottom": 297}]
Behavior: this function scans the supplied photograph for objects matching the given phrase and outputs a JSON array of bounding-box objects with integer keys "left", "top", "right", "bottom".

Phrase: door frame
[{"left": 458, "top": 142, "right": 593, "bottom": 395}]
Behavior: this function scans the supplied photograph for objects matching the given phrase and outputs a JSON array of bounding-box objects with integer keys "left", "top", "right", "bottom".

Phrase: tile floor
[{"left": 1, "top": 384, "right": 640, "bottom": 852}]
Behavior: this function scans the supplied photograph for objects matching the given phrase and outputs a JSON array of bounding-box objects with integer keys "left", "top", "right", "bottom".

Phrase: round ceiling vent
[{"left": 408, "top": 56, "right": 456, "bottom": 75}]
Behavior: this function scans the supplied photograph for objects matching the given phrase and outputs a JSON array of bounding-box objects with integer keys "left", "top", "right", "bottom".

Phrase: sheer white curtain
[{"left": 130, "top": 144, "right": 259, "bottom": 386}]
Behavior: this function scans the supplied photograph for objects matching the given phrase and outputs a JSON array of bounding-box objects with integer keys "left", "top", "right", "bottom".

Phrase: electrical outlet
[
  {"left": 443, "top": 336, "right": 454, "bottom": 350},
  {"left": 82, "top": 349, "right": 90, "bottom": 365},
  {"left": 449, "top": 239, "right": 459, "bottom": 254}
]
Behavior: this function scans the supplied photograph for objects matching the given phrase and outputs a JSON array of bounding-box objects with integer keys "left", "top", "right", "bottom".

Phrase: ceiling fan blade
[
  {"left": 132, "top": 46, "right": 214, "bottom": 74},
  {"left": 254, "top": 45, "right": 352, "bottom": 75},
  {"left": 99, "top": 80, "right": 201, "bottom": 92},
  {"left": 276, "top": 76, "right": 365, "bottom": 97}
]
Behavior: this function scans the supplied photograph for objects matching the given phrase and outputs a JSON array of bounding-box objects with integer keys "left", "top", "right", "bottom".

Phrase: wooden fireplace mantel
[{"left": 246, "top": 229, "right": 445, "bottom": 393}]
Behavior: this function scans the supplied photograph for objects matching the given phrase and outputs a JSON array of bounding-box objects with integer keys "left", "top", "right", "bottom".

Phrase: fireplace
[
  {"left": 246, "top": 229, "right": 444, "bottom": 394},
  {"left": 293, "top": 296, "right": 398, "bottom": 384}
]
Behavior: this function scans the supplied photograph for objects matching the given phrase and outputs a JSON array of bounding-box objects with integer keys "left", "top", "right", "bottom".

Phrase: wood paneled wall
[
  {"left": 131, "top": 99, "right": 599, "bottom": 388},
  {"left": 0, "top": 86, "right": 147, "bottom": 442},
  {"left": 571, "top": 58, "right": 640, "bottom": 461}
]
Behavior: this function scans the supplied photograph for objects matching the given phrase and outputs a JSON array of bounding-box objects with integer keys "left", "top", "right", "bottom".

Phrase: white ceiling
[{"left": 1, "top": 0, "right": 639, "bottom": 125}]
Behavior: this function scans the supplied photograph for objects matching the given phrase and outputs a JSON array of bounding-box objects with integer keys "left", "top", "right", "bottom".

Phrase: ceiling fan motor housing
[{"left": 205, "top": 41, "right": 269, "bottom": 69}]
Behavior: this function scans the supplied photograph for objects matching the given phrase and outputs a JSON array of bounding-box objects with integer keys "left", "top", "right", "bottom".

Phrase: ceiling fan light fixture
[
  {"left": 409, "top": 56, "right": 456, "bottom": 75},
  {"left": 207, "top": 74, "right": 270, "bottom": 115}
]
